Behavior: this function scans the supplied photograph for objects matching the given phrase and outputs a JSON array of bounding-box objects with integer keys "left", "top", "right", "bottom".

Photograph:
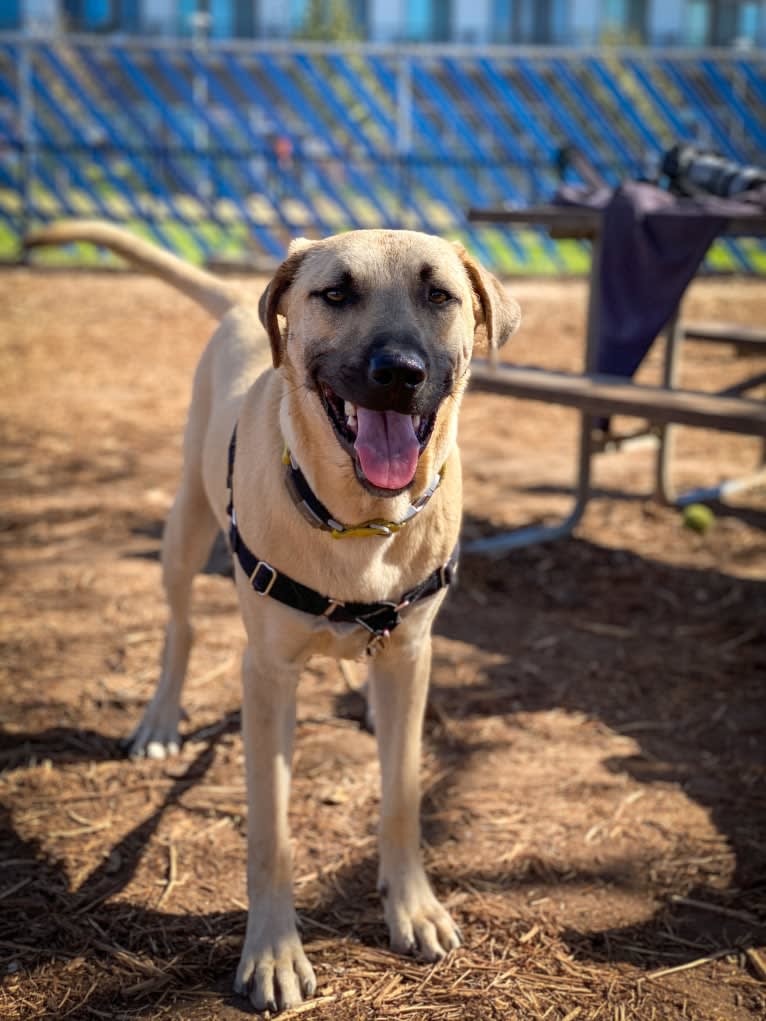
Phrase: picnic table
[{"left": 466, "top": 194, "right": 766, "bottom": 554}]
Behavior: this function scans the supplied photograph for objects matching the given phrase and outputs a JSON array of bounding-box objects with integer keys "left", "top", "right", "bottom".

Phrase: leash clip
[
  {"left": 355, "top": 601, "right": 401, "bottom": 656},
  {"left": 366, "top": 629, "right": 391, "bottom": 657}
]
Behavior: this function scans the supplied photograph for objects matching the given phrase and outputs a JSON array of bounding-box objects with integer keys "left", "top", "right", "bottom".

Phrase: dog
[{"left": 26, "top": 221, "right": 520, "bottom": 1011}]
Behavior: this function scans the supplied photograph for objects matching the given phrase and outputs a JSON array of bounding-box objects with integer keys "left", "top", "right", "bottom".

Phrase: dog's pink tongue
[{"left": 354, "top": 408, "right": 419, "bottom": 490}]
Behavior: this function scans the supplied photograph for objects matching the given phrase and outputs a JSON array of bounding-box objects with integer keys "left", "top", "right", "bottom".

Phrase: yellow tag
[{"left": 331, "top": 520, "right": 402, "bottom": 540}]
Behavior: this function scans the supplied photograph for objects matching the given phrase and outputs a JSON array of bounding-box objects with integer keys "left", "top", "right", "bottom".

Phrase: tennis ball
[{"left": 682, "top": 503, "right": 715, "bottom": 534}]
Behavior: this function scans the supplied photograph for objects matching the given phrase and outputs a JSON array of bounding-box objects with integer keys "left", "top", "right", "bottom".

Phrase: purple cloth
[{"left": 556, "top": 181, "right": 766, "bottom": 379}]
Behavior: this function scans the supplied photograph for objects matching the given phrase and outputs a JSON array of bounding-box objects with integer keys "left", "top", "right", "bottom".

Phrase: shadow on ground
[
  {"left": 432, "top": 515, "right": 766, "bottom": 969},
  {"left": 2, "top": 515, "right": 765, "bottom": 1013}
]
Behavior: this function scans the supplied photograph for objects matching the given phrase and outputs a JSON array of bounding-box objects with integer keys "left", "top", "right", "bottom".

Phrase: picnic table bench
[{"left": 465, "top": 201, "right": 766, "bottom": 553}]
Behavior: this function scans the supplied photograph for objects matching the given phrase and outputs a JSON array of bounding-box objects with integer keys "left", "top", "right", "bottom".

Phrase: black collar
[
  {"left": 226, "top": 427, "right": 458, "bottom": 655},
  {"left": 283, "top": 448, "right": 444, "bottom": 539}
]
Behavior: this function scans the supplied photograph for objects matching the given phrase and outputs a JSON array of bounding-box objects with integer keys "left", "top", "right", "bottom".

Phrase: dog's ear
[
  {"left": 454, "top": 242, "right": 521, "bottom": 354},
  {"left": 258, "top": 238, "right": 315, "bottom": 367}
]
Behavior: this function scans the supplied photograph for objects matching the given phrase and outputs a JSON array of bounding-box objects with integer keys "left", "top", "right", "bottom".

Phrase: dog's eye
[
  {"left": 428, "top": 288, "right": 451, "bottom": 305},
  {"left": 322, "top": 288, "right": 347, "bottom": 305}
]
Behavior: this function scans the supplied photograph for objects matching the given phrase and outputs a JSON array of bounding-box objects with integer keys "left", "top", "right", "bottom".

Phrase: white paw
[
  {"left": 144, "top": 738, "right": 180, "bottom": 760},
  {"left": 234, "top": 918, "right": 316, "bottom": 1012},
  {"left": 381, "top": 870, "right": 461, "bottom": 962},
  {"left": 128, "top": 712, "right": 182, "bottom": 759}
]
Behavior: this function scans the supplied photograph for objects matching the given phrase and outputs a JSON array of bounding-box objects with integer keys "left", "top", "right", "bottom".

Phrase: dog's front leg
[
  {"left": 370, "top": 616, "right": 462, "bottom": 961},
  {"left": 234, "top": 645, "right": 316, "bottom": 1011}
]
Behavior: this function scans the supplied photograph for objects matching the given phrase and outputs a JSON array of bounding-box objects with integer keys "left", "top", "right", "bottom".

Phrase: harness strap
[{"left": 226, "top": 427, "right": 458, "bottom": 654}]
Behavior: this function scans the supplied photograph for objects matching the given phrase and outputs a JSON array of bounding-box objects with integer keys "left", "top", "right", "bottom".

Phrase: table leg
[
  {"left": 655, "top": 311, "right": 683, "bottom": 504},
  {"left": 466, "top": 234, "right": 602, "bottom": 556},
  {"left": 655, "top": 312, "right": 766, "bottom": 507}
]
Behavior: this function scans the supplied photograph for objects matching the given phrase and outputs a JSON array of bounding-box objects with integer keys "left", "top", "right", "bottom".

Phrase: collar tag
[{"left": 331, "top": 520, "right": 399, "bottom": 540}]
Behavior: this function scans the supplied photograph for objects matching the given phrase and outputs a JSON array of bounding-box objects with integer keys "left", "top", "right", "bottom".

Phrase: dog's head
[{"left": 259, "top": 230, "right": 520, "bottom": 497}]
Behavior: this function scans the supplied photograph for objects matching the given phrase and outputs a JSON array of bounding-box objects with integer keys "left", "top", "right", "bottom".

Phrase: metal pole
[
  {"left": 19, "top": 37, "right": 35, "bottom": 246},
  {"left": 190, "top": 4, "right": 212, "bottom": 202},
  {"left": 654, "top": 310, "right": 683, "bottom": 504},
  {"left": 396, "top": 55, "right": 412, "bottom": 227}
]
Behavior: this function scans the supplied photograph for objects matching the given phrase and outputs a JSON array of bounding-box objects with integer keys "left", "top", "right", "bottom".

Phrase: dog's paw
[
  {"left": 234, "top": 927, "right": 316, "bottom": 1012},
  {"left": 380, "top": 870, "right": 461, "bottom": 962},
  {"left": 127, "top": 713, "right": 182, "bottom": 759}
]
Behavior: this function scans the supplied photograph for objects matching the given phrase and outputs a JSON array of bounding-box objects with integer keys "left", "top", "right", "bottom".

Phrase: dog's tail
[{"left": 25, "top": 220, "right": 241, "bottom": 319}]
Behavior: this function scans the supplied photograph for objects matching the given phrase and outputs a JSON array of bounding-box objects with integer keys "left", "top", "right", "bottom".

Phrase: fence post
[
  {"left": 396, "top": 55, "right": 412, "bottom": 226},
  {"left": 190, "top": 12, "right": 212, "bottom": 203},
  {"left": 18, "top": 37, "right": 35, "bottom": 245}
]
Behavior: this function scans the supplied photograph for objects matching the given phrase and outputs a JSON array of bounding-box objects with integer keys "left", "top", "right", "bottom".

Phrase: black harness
[{"left": 226, "top": 428, "right": 458, "bottom": 655}]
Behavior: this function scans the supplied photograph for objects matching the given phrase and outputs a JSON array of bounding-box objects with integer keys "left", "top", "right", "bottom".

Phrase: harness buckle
[
  {"left": 354, "top": 602, "right": 401, "bottom": 637},
  {"left": 250, "top": 560, "right": 278, "bottom": 596}
]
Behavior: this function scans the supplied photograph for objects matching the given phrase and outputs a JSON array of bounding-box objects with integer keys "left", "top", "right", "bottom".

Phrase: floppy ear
[
  {"left": 258, "top": 237, "right": 315, "bottom": 367},
  {"left": 454, "top": 243, "right": 521, "bottom": 354}
]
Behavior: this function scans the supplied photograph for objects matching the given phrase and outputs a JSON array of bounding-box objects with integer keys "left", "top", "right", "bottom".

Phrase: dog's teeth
[
  {"left": 413, "top": 415, "right": 421, "bottom": 429},
  {"left": 344, "top": 400, "right": 358, "bottom": 434},
  {"left": 345, "top": 398, "right": 359, "bottom": 434}
]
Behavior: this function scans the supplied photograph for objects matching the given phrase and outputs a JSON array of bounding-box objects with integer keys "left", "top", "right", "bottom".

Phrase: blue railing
[{"left": 0, "top": 36, "right": 764, "bottom": 272}]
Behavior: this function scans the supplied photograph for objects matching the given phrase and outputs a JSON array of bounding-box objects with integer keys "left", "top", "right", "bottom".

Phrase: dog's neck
[
  {"left": 282, "top": 446, "right": 445, "bottom": 539},
  {"left": 286, "top": 440, "right": 443, "bottom": 529}
]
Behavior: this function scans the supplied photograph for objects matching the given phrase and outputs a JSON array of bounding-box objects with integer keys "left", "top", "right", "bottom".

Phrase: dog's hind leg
[{"left": 129, "top": 470, "right": 218, "bottom": 758}]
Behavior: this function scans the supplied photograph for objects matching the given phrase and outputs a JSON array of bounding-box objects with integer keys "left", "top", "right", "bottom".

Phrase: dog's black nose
[{"left": 367, "top": 349, "right": 427, "bottom": 393}]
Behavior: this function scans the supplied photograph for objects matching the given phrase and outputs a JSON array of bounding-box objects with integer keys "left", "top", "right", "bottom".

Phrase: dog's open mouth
[{"left": 319, "top": 383, "right": 436, "bottom": 492}]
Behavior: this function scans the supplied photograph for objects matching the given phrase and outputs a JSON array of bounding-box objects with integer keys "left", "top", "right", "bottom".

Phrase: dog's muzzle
[{"left": 313, "top": 333, "right": 451, "bottom": 494}]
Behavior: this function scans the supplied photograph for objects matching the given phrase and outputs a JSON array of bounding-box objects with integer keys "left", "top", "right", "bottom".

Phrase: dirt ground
[{"left": 1, "top": 268, "right": 765, "bottom": 1021}]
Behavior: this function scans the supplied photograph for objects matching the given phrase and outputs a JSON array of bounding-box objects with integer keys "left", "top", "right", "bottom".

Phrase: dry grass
[{"left": 1, "top": 269, "right": 765, "bottom": 1020}]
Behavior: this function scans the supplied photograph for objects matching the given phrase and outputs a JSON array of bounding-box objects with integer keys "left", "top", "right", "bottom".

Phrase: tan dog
[{"left": 26, "top": 221, "right": 520, "bottom": 1012}]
